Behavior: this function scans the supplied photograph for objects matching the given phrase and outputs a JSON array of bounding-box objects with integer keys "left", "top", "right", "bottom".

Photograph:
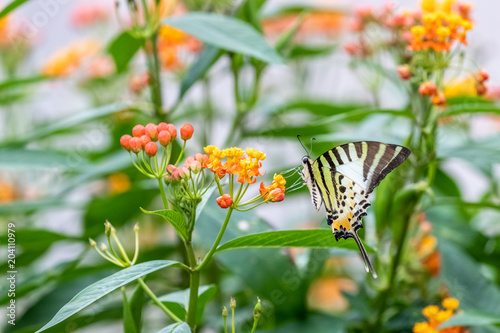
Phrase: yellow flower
[
  {"left": 444, "top": 77, "right": 477, "bottom": 98},
  {"left": 435, "top": 309, "right": 453, "bottom": 322},
  {"left": 246, "top": 148, "right": 266, "bottom": 161},
  {"left": 42, "top": 39, "right": 99, "bottom": 76},
  {"left": 423, "top": 305, "right": 440, "bottom": 319},
  {"left": 413, "top": 322, "right": 433, "bottom": 333},
  {"left": 442, "top": 298, "right": 459, "bottom": 310},
  {"left": 158, "top": 26, "right": 187, "bottom": 46}
]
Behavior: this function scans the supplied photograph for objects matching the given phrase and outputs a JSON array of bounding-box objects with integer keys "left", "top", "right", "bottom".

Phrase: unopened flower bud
[
  {"left": 145, "top": 142, "right": 158, "bottom": 157},
  {"left": 180, "top": 123, "right": 194, "bottom": 140},
  {"left": 217, "top": 194, "right": 233, "bottom": 209},
  {"left": 100, "top": 243, "right": 108, "bottom": 251},
  {"left": 432, "top": 92, "right": 446, "bottom": 106},
  {"left": 120, "top": 134, "right": 132, "bottom": 151},
  {"left": 418, "top": 81, "right": 437, "bottom": 96},
  {"left": 230, "top": 297, "right": 236, "bottom": 309},
  {"left": 254, "top": 297, "right": 261, "bottom": 316},
  {"left": 178, "top": 167, "right": 190, "bottom": 180},
  {"left": 397, "top": 65, "right": 411, "bottom": 80},
  {"left": 104, "top": 220, "right": 116, "bottom": 234},
  {"left": 166, "top": 124, "right": 177, "bottom": 140},
  {"left": 222, "top": 306, "right": 228, "bottom": 317},
  {"left": 129, "top": 137, "right": 142, "bottom": 153},
  {"left": 139, "top": 135, "right": 151, "bottom": 148},
  {"left": 268, "top": 188, "right": 285, "bottom": 202},
  {"left": 89, "top": 238, "right": 97, "bottom": 247},
  {"left": 476, "top": 82, "right": 488, "bottom": 96},
  {"left": 132, "top": 124, "right": 145, "bottom": 137},
  {"left": 166, "top": 164, "right": 176, "bottom": 174},
  {"left": 477, "top": 69, "right": 489, "bottom": 83},
  {"left": 170, "top": 169, "right": 181, "bottom": 182},
  {"left": 145, "top": 123, "right": 158, "bottom": 141},
  {"left": 158, "top": 130, "right": 171, "bottom": 146},
  {"left": 157, "top": 122, "right": 168, "bottom": 133},
  {"left": 134, "top": 223, "right": 140, "bottom": 233},
  {"left": 190, "top": 160, "right": 202, "bottom": 174}
]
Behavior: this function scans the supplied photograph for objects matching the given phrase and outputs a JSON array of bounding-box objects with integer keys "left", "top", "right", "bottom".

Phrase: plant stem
[
  {"left": 186, "top": 268, "right": 200, "bottom": 330},
  {"left": 145, "top": 36, "right": 164, "bottom": 120},
  {"left": 196, "top": 207, "right": 234, "bottom": 272},
  {"left": 157, "top": 177, "right": 169, "bottom": 208},
  {"left": 137, "top": 277, "right": 182, "bottom": 323}
]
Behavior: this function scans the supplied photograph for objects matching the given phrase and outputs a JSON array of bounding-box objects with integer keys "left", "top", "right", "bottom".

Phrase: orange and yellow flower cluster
[
  {"left": 203, "top": 146, "right": 266, "bottom": 184},
  {"left": 413, "top": 298, "right": 467, "bottom": 333},
  {"left": 260, "top": 174, "right": 286, "bottom": 202},
  {"left": 409, "top": 0, "right": 473, "bottom": 52},
  {"left": 157, "top": 25, "right": 202, "bottom": 70}
]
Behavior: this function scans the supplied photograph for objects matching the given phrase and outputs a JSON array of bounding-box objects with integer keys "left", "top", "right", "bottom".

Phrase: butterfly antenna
[
  {"left": 280, "top": 166, "right": 301, "bottom": 176},
  {"left": 297, "top": 135, "right": 310, "bottom": 156},
  {"left": 352, "top": 231, "right": 378, "bottom": 279},
  {"left": 309, "top": 137, "right": 316, "bottom": 155}
]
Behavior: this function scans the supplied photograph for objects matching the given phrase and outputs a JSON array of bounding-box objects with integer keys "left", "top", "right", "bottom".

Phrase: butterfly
[{"left": 299, "top": 141, "right": 411, "bottom": 278}]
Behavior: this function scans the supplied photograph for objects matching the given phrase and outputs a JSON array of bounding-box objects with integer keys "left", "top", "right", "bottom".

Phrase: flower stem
[
  {"left": 137, "top": 277, "right": 182, "bottom": 323},
  {"left": 196, "top": 207, "right": 234, "bottom": 272},
  {"left": 157, "top": 177, "right": 169, "bottom": 208}
]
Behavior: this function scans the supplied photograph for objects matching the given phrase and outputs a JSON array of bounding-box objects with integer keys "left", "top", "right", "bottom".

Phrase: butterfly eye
[{"left": 302, "top": 156, "right": 309, "bottom": 165}]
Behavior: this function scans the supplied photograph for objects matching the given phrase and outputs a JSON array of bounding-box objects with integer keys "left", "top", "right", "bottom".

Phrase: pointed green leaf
[
  {"left": 108, "top": 31, "right": 144, "bottom": 72},
  {"left": 0, "top": 149, "right": 89, "bottom": 170},
  {"left": 216, "top": 229, "right": 374, "bottom": 252},
  {"left": 438, "top": 311, "right": 500, "bottom": 329},
  {"left": 36, "top": 260, "right": 185, "bottom": 332},
  {"left": 140, "top": 208, "right": 188, "bottom": 240},
  {"left": 156, "top": 322, "right": 191, "bottom": 333},
  {"left": 438, "top": 102, "right": 500, "bottom": 118},
  {"left": 165, "top": 13, "right": 283, "bottom": 64},
  {"left": 179, "top": 45, "right": 222, "bottom": 99}
]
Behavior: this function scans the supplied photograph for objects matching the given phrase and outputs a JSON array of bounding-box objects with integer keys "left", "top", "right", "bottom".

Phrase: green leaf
[
  {"left": 216, "top": 229, "right": 374, "bottom": 252},
  {"left": 122, "top": 288, "right": 138, "bottom": 333},
  {"left": 179, "top": 45, "right": 222, "bottom": 99},
  {"left": 0, "top": 229, "right": 80, "bottom": 249},
  {"left": 438, "top": 102, "right": 500, "bottom": 118},
  {"left": 288, "top": 44, "right": 336, "bottom": 59},
  {"left": 156, "top": 322, "right": 191, "bottom": 333},
  {"left": 158, "top": 285, "right": 217, "bottom": 324},
  {"left": 0, "top": 149, "right": 89, "bottom": 170},
  {"left": 165, "top": 13, "right": 283, "bottom": 64},
  {"left": 0, "top": 76, "right": 50, "bottom": 89},
  {"left": 316, "top": 108, "right": 412, "bottom": 125},
  {"left": 108, "top": 31, "right": 144, "bottom": 73},
  {"left": 268, "top": 100, "right": 366, "bottom": 117},
  {"left": 440, "top": 241, "right": 500, "bottom": 313},
  {"left": 0, "top": 0, "right": 29, "bottom": 18},
  {"left": 36, "top": 260, "right": 185, "bottom": 332},
  {"left": 438, "top": 311, "right": 500, "bottom": 329},
  {"left": 140, "top": 208, "right": 188, "bottom": 240},
  {"left": 85, "top": 188, "right": 158, "bottom": 237}
]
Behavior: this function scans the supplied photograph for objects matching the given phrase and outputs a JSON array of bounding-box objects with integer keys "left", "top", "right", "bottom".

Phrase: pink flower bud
[
  {"left": 145, "top": 123, "right": 158, "bottom": 141},
  {"left": 132, "top": 124, "right": 145, "bottom": 137},
  {"left": 166, "top": 164, "right": 176, "bottom": 174},
  {"left": 476, "top": 83, "right": 488, "bottom": 96},
  {"left": 170, "top": 169, "right": 181, "bottom": 182},
  {"left": 157, "top": 122, "right": 168, "bottom": 133},
  {"left": 139, "top": 135, "right": 151, "bottom": 148},
  {"left": 184, "top": 156, "right": 195, "bottom": 167},
  {"left": 120, "top": 134, "right": 132, "bottom": 151},
  {"left": 268, "top": 188, "right": 285, "bottom": 202},
  {"left": 166, "top": 124, "right": 177, "bottom": 140},
  {"left": 418, "top": 81, "right": 437, "bottom": 96},
  {"left": 477, "top": 70, "right": 489, "bottom": 83},
  {"left": 178, "top": 167, "right": 190, "bottom": 180},
  {"left": 190, "top": 160, "right": 202, "bottom": 174},
  {"left": 180, "top": 123, "right": 194, "bottom": 140},
  {"left": 158, "top": 130, "right": 171, "bottom": 146},
  {"left": 216, "top": 194, "right": 233, "bottom": 209},
  {"left": 195, "top": 153, "right": 209, "bottom": 165},
  {"left": 129, "top": 137, "right": 142, "bottom": 153},
  {"left": 145, "top": 142, "right": 158, "bottom": 157},
  {"left": 397, "top": 65, "right": 412, "bottom": 80}
]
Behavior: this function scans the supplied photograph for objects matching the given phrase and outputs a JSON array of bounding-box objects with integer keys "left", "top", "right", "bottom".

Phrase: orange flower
[
  {"left": 42, "top": 39, "right": 100, "bottom": 77},
  {"left": 108, "top": 173, "right": 131, "bottom": 194},
  {"left": 260, "top": 174, "right": 287, "bottom": 201},
  {"left": 408, "top": 0, "right": 473, "bottom": 52},
  {"left": 414, "top": 298, "right": 467, "bottom": 333},
  {"left": 203, "top": 145, "right": 266, "bottom": 184}
]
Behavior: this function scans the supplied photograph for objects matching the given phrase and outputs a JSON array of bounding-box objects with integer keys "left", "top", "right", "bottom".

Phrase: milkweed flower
[
  {"left": 216, "top": 194, "right": 233, "bottom": 209},
  {"left": 42, "top": 39, "right": 100, "bottom": 77},
  {"left": 414, "top": 298, "right": 465, "bottom": 333},
  {"left": 71, "top": 2, "right": 111, "bottom": 28}
]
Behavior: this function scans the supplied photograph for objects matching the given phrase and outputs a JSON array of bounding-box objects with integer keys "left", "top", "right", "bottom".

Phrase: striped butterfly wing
[{"left": 311, "top": 141, "right": 411, "bottom": 278}]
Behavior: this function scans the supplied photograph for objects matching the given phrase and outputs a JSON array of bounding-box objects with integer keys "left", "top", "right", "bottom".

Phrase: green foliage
[
  {"left": 108, "top": 32, "right": 144, "bottom": 73},
  {"left": 141, "top": 208, "right": 189, "bottom": 240}
]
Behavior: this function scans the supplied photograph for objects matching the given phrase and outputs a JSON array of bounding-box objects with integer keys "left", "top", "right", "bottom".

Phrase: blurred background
[{"left": 1, "top": 0, "right": 500, "bottom": 332}]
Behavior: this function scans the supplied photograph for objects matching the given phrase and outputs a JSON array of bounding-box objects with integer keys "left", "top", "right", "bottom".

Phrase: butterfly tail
[{"left": 352, "top": 231, "right": 377, "bottom": 279}]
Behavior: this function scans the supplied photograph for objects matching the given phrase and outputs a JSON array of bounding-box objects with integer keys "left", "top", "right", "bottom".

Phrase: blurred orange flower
[
  {"left": 108, "top": 173, "right": 131, "bottom": 195},
  {"left": 307, "top": 276, "right": 357, "bottom": 313},
  {"left": 414, "top": 298, "right": 468, "bottom": 333},
  {"left": 42, "top": 39, "right": 100, "bottom": 77}
]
